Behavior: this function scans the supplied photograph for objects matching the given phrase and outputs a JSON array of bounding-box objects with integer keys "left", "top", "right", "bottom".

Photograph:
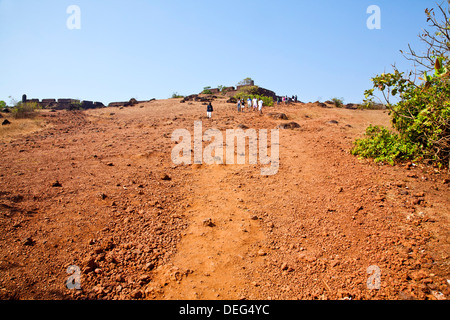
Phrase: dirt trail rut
[{"left": 151, "top": 164, "right": 266, "bottom": 299}]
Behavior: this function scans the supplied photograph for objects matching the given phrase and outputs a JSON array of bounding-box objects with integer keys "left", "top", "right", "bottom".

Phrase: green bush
[
  {"left": 358, "top": 101, "right": 385, "bottom": 110},
  {"left": 358, "top": 63, "right": 449, "bottom": 167},
  {"left": 331, "top": 97, "right": 344, "bottom": 108},
  {"left": 0, "top": 101, "right": 6, "bottom": 109},
  {"left": 351, "top": 125, "right": 420, "bottom": 165},
  {"left": 233, "top": 85, "right": 274, "bottom": 107},
  {"left": 11, "top": 101, "right": 41, "bottom": 119},
  {"left": 218, "top": 85, "right": 231, "bottom": 95},
  {"left": 202, "top": 86, "right": 213, "bottom": 95},
  {"left": 235, "top": 85, "right": 259, "bottom": 96},
  {"left": 171, "top": 92, "right": 184, "bottom": 99},
  {"left": 233, "top": 92, "right": 274, "bottom": 107},
  {"left": 237, "top": 77, "right": 254, "bottom": 86},
  {"left": 354, "top": 3, "right": 449, "bottom": 168}
]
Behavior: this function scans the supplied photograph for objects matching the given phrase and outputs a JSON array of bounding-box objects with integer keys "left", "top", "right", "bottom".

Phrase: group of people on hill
[
  {"left": 236, "top": 97, "right": 264, "bottom": 114},
  {"left": 206, "top": 97, "right": 263, "bottom": 119},
  {"left": 277, "top": 95, "right": 298, "bottom": 105},
  {"left": 206, "top": 94, "right": 298, "bottom": 119}
]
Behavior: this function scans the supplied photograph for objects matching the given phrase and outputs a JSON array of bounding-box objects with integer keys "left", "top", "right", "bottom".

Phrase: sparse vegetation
[
  {"left": 0, "top": 117, "right": 47, "bottom": 141},
  {"left": 352, "top": 125, "right": 420, "bottom": 165},
  {"left": 202, "top": 86, "right": 213, "bottom": 95},
  {"left": 358, "top": 100, "right": 386, "bottom": 110},
  {"left": 235, "top": 85, "right": 259, "bottom": 96},
  {"left": 234, "top": 93, "right": 274, "bottom": 107},
  {"left": 331, "top": 97, "right": 344, "bottom": 108},
  {"left": 69, "top": 100, "right": 82, "bottom": 110},
  {"left": 171, "top": 92, "right": 185, "bottom": 99},
  {"left": 233, "top": 85, "right": 274, "bottom": 107},
  {"left": 218, "top": 85, "right": 231, "bottom": 95},
  {"left": 353, "top": 1, "right": 450, "bottom": 168},
  {"left": 11, "top": 101, "right": 41, "bottom": 119},
  {"left": 237, "top": 77, "right": 254, "bottom": 86}
]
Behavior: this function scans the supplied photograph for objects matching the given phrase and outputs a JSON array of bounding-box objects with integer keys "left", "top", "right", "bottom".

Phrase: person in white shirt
[
  {"left": 252, "top": 98, "right": 258, "bottom": 112},
  {"left": 258, "top": 99, "right": 263, "bottom": 114},
  {"left": 247, "top": 97, "right": 252, "bottom": 112}
]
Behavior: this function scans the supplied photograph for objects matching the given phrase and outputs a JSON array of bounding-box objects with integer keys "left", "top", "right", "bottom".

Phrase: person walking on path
[
  {"left": 207, "top": 102, "right": 213, "bottom": 119},
  {"left": 247, "top": 97, "right": 252, "bottom": 112},
  {"left": 237, "top": 99, "right": 242, "bottom": 112},
  {"left": 252, "top": 97, "right": 258, "bottom": 112},
  {"left": 258, "top": 98, "right": 263, "bottom": 114}
]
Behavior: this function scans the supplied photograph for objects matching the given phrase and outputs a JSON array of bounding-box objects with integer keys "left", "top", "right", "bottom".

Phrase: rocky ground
[{"left": 0, "top": 97, "right": 448, "bottom": 300}]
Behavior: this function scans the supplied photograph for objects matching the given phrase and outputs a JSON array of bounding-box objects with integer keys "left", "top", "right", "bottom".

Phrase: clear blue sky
[{"left": 0, "top": 0, "right": 439, "bottom": 105}]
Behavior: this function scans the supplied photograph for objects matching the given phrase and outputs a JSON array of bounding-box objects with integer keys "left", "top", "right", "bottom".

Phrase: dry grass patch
[{"left": 0, "top": 116, "right": 50, "bottom": 142}]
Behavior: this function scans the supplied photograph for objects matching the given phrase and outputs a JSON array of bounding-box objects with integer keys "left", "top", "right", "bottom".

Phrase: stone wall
[
  {"left": 22, "top": 96, "right": 155, "bottom": 110},
  {"left": 199, "top": 87, "right": 236, "bottom": 95},
  {"left": 255, "top": 87, "right": 278, "bottom": 100},
  {"left": 107, "top": 98, "right": 155, "bottom": 108},
  {"left": 108, "top": 102, "right": 128, "bottom": 108},
  {"left": 23, "top": 98, "right": 105, "bottom": 110},
  {"left": 180, "top": 95, "right": 217, "bottom": 103},
  {"left": 41, "top": 99, "right": 57, "bottom": 108}
]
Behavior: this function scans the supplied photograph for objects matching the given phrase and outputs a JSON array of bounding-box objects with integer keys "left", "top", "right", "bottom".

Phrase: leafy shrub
[
  {"left": 358, "top": 63, "right": 450, "bottom": 167},
  {"left": 171, "top": 92, "right": 185, "bottom": 99},
  {"left": 237, "top": 77, "right": 254, "bottom": 86},
  {"left": 202, "top": 86, "right": 213, "bottom": 95},
  {"left": 218, "top": 85, "right": 231, "bottom": 95},
  {"left": 235, "top": 85, "right": 259, "bottom": 96},
  {"left": 358, "top": 101, "right": 385, "bottom": 110},
  {"left": 0, "top": 101, "right": 6, "bottom": 109},
  {"left": 354, "top": 2, "right": 450, "bottom": 168},
  {"left": 233, "top": 92, "right": 274, "bottom": 107},
  {"left": 232, "top": 85, "right": 274, "bottom": 106},
  {"left": 68, "top": 101, "right": 82, "bottom": 110},
  {"left": 11, "top": 102, "right": 41, "bottom": 119},
  {"left": 331, "top": 97, "right": 344, "bottom": 108},
  {"left": 351, "top": 125, "right": 420, "bottom": 165}
]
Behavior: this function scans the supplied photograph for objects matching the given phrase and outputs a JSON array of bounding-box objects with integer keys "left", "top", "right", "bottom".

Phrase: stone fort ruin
[
  {"left": 21, "top": 94, "right": 155, "bottom": 110},
  {"left": 199, "top": 80, "right": 279, "bottom": 101}
]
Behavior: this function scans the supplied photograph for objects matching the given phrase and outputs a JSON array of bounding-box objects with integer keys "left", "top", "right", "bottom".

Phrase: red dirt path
[{"left": 0, "top": 98, "right": 448, "bottom": 300}]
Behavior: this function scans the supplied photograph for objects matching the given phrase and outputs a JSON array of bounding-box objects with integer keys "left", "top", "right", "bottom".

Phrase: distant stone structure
[
  {"left": 108, "top": 102, "right": 128, "bottom": 108},
  {"left": 208, "top": 88, "right": 220, "bottom": 94},
  {"left": 21, "top": 95, "right": 156, "bottom": 110},
  {"left": 107, "top": 98, "right": 155, "bottom": 108},
  {"left": 180, "top": 95, "right": 216, "bottom": 103},
  {"left": 22, "top": 96, "right": 104, "bottom": 110},
  {"left": 252, "top": 87, "right": 278, "bottom": 100},
  {"left": 199, "top": 81, "right": 279, "bottom": 101},
  {"left": 41, "top": 99, "right": 57, "bottom": 108}
]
